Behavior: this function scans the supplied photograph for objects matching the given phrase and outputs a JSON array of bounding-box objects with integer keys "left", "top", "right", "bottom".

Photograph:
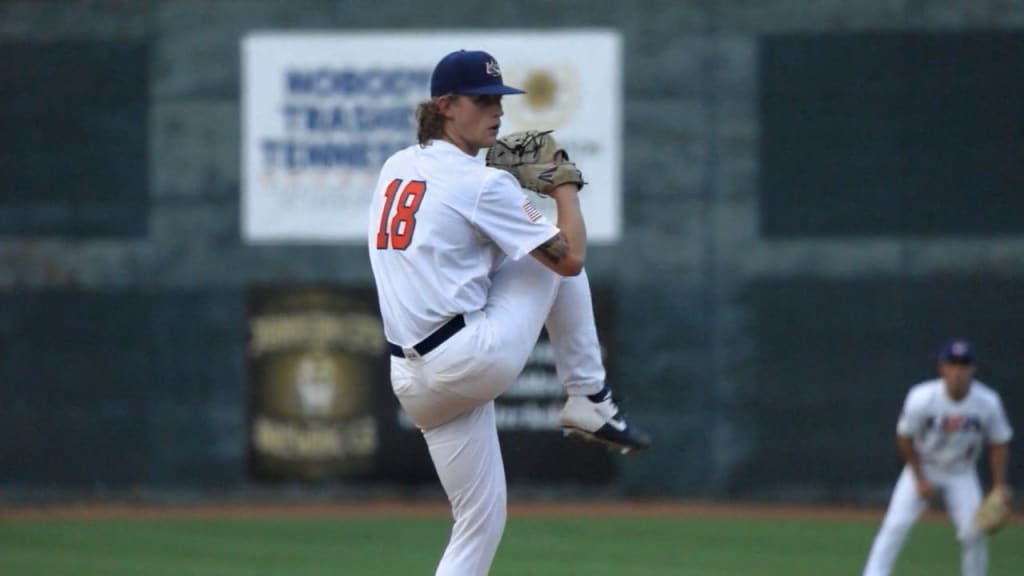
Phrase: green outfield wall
[{"left": 1, "top": 0, "right": 1022, "bottom": 501}]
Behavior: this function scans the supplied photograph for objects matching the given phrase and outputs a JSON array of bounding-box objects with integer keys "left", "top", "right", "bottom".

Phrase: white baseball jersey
[
  {"left": 896, "top": 379, "right": 1013, "bottom": 473},
  {"left": 367, "top": 140, "right": 558, "bottom": 347}
]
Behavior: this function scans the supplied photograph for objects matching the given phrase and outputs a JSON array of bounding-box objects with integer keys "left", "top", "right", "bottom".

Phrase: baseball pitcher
[{"left": 367, "top": 49, "right": 650, "bottom": 576}]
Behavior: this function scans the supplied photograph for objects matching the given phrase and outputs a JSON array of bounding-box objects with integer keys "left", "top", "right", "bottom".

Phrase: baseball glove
[
  {"left": 973, "top": 485, "right": 1012, "bottom": 534},
  {"left": 485, "top": 130, "right": 585, "bottom": 195}
]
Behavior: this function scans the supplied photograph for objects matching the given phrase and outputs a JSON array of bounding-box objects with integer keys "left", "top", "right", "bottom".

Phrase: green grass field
[{"left": 2, "top": 513, "right": 1021, "bottom": 575}]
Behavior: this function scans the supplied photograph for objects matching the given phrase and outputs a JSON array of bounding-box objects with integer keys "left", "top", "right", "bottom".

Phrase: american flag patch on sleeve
[{"left": 522, "top": 198, "right": 544, "bottom": 222}]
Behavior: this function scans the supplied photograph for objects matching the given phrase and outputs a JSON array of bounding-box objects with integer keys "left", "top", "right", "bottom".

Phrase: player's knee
[
  {"left": 956, "top": 524, "right": 985, "bottom": 544},
  {"left": 477, "top": 486, "right": 507, "bottom": 538},
  {"left": 489, "top": 482, "right": 507, "bottom": 515},
  {"left": 490, "top": 496, "right": 508, "bottom": 533},
  {"left": 452, "top": 486, "right": 506, "bottom": 536}
]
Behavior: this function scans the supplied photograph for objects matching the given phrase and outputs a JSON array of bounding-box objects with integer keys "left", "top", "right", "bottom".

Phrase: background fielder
[{"left": 862, "top": 339, "right": 1013, "bottom": 576}]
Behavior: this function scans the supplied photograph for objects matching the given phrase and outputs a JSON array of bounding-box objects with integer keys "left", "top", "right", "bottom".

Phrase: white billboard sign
[{"left": 242, "top": 30, "right": 622, "bottom": 244}]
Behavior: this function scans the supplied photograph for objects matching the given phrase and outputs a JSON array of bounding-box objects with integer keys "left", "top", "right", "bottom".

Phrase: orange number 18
[{"left": 375, "top": 179, "right": 426, "bottom": 250}]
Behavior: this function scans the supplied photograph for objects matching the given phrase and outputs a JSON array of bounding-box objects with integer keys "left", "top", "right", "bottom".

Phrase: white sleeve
[
  {"left": 986, "top": 392, "right": 1014, "bottom": 444},
  {"left": 473, "top": 171, "right": 559, "bottom": 261},
  {"left": 896, "top": 388, "right": 925, "bottom": 437}
]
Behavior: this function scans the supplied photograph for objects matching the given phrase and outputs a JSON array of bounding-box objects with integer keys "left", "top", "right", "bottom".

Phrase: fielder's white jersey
[
  {"left": 896, "top": 379, "right": 1013, "bottom": 473},
  {"left": 367, "top": 140, "right": 559, "bottom": 347}
]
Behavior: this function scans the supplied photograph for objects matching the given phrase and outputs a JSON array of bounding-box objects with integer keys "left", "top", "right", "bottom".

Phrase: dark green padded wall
[
  {"left": 0, "top": 290, "right": 246, "bottom": 486},
  {"left": 760, "top": 31, "right": 1024, "bottom": 237},
  {"left": 0, "top": 41, "right": 149, "bottom": 237}
]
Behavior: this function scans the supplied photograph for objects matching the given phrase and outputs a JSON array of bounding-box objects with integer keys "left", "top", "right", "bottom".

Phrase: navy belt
[{"left": 388, "top": 314, "right": 466, "bottom": 359}]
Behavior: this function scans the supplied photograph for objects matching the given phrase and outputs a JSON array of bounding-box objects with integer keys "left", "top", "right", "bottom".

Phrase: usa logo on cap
[
  {"left": 430, "top": 50, "right": 525, "bottom": 97},
  {"left": 938, "top": 338, "right": 974, "bottom": 364}
]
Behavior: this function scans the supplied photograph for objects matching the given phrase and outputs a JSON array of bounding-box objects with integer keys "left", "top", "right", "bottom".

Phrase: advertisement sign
[
  {"left": 242, "top": 30, "right": 622, "bottom": 244},
  {"left": 247, "top": 286, "right": 387, "bottom": 481}
]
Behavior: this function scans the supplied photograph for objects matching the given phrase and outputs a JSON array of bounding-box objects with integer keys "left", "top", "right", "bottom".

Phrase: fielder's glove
[
  {"left": 485, "top": 130, "right": 585, "bottom": 195},
  {"left": 973, "top": 485, "right": 1012, "bottom": 534}
]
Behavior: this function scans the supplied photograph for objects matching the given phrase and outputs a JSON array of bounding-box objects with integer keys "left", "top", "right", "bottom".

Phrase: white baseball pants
[
  {"left": 391, "top": 256, "right": 605, "bottom": 576},
  {"left": 862, "top": 464, "right": 987, "bottom": 576}
]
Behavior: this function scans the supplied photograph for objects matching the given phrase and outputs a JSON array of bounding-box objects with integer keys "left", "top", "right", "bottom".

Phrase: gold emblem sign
[{"left": 248, "top": 287, "right": 386, "bottom": 481}]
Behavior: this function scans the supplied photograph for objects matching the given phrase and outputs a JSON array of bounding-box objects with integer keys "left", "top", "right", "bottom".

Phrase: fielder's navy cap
[
  {"left": 938, "top": 338, "right": 974, "bottom": 364},
  {"left": 430, "top": 50, "right": 525, "bottom": 97}
]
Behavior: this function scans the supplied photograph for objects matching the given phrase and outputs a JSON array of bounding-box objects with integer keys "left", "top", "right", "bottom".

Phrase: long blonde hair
[{"left": 415, "top": 95, "right": 456, "bottom": 146}]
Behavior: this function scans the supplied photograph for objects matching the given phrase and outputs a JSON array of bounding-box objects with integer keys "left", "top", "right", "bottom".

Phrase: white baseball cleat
[{"left": 559, "top": 394, "right": 651, "bottom": 454}]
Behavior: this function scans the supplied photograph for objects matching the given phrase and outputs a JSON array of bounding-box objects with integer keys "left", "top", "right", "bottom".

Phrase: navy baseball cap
[
  {"left": 430, "top": 50, "right": 525, "bottom": 97},
  {"left": 938, "top": 338, "right": 974, "bottom": 364}
]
